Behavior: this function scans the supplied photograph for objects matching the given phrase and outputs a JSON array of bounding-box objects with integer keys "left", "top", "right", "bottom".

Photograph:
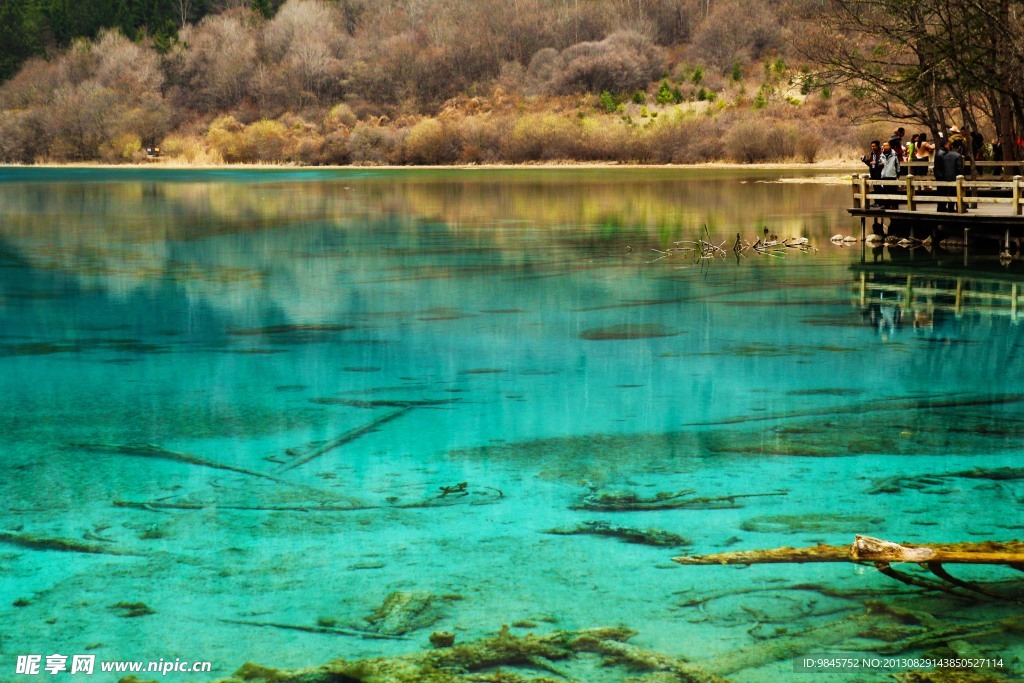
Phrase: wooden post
[
  {"left": 955, "top": 175, "right": 965, "bottom": 214},
  {"left": 858, "top": 174, "right": 868, "bottom": 210},
  {"left": 1014, "top": 176, "right": 1022, "bottom": 216},
  {"left": 905, "top": 175, "right": 915, "bottom": 211}
]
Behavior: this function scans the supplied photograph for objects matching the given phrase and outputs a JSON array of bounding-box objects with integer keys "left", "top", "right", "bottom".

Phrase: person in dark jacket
[
  {"left": 939, "top": 140, "right": 966, "bottom": 212},
  {"left": 934, "top": 139, "right": 949, "bottom": 211},
  {"left": 889, "top": 127, "right": 906, "bottom": 162},
  {"left": 861, "top": 140, "right": 883, "bottom": 206}
]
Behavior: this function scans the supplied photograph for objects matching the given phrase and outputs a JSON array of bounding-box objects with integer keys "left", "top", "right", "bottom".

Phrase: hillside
[{"left": 0, "top": 0, "right": 1019, "bottom": 165}]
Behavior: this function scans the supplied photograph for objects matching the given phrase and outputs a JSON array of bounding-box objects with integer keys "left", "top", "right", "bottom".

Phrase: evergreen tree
[
  {"left": 0, "top": 0, "right": 44, "bottom": 81},
  {"left": 251, "top": 0, "right": 272, "bottom": 18}
]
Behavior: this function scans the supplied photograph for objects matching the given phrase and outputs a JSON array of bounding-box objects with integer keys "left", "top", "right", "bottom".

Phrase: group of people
[{"left": 860, "top": 126, "right": 972, "bottom": 211}]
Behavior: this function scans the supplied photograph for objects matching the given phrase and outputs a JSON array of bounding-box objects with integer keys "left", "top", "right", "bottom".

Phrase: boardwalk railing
[
  {"left": 852, "top": 174, "right": 1024, "bottom": 215},
  {"left": 900, "top": 161, "right": 1024, "bottom": 177}
]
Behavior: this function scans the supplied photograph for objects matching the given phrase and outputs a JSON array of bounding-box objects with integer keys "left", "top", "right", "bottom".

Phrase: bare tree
[{"left": 797, "top": 0, "right": 1022, "bottom": 159}]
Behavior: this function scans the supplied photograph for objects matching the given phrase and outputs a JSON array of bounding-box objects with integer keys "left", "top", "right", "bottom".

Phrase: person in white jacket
[{"left": 879, "top": 141, "right": 901, "bottom": 208}]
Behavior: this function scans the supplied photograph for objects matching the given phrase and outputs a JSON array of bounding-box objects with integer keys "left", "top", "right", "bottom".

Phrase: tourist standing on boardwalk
[
  {"left": 862, "top": 140, "right": 883, "bottom": 206},
  {"left": 938, "top": 140, "right": 965, "bottom": 212},
  {"left": 879, "top": 141, "right": 900, "bottom": 208},
  {"left": 913, "top": 133, "right": 934, "bottom": 176},
  {"left": 889, "top": 127, "right": 906, "bottom": 162},
  {"left": 905, "top": 134, "right": 919, "bottom": 175},
  {"left": 934, "top": 138, "right": 949, "bottom": 212}
]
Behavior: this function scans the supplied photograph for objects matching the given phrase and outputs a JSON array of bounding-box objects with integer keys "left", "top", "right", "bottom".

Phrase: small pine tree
[
  {"left": 753, "top": 86, "right": 768, "bottom": 109},
  {"left": 691, "top": 67, "right": 704, "bottom": 86},
  {"left": 632, "top": 91, "right": 646, "bottom": 104},
  {"left": 697, "top": 87, "right": 707, "bottom": 102},
  {"left": 655, "top": 80, "right": 674, "bottom": 105},
  {"left": 731, "top": 61, "right": 743, "bottom": 82},
  {"left": 599, "top": 90, "right": 622, "bottom": 113}
]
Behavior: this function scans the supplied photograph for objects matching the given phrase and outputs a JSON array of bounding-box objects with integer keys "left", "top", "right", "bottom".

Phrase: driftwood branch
[{"left": 673, "top": 535, "right": 1024, "bottom": 566}]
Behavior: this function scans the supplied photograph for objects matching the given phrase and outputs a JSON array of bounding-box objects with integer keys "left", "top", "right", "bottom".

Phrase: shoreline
[{"left": 1, "top": 160, "right": 861, "bottom": 171}]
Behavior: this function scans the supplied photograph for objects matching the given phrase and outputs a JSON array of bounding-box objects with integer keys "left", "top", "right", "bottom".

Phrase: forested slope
[{"left": 0, "top": 0, "right": 1019, "bottom": 165}]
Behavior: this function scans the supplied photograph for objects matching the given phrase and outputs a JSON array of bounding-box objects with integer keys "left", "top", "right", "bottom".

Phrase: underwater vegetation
[
  {"left": 198, "top": 598, "right": 1023, "bottom": 682},
  {"left": 578, "top": 323, "right": 682, "bottom": 340}
]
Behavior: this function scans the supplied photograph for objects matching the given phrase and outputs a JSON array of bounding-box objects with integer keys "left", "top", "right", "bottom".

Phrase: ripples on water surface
[{"left": 1, "top": 168, "right": 1022, "bottom": 682}]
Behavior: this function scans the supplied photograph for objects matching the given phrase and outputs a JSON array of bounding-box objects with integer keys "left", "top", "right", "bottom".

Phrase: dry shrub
[
  {"left": 578, "top": 117, "right": 634, "bottom": 161},
  {"left": 0, "top": 58, "right": 59, "bottom": 109},
  {"left": 348, "top": 122, "right": 401, "bottom": 164},
  {"left": 160, "top": 134, "right": 224, "bottom": 164},
  {"left": 93, "top": 30, "right": 163, "bottom": 98},
  {"left": 692, "top": 0, "right": 782, "bottom": 71},
  {"left": 324, "top": 103, "right": 357, "bottom": 132},
  {"left": 546, "top": 31, "right": 666, "bottom": 95},
  {"left": 242, "top": 119, "right": 294, "bottom": 161},
  {"left": 403, "top": 118, "right": 461, "bottom": 164},
  {"left": 206, "top": 115, "right": 246, "bottom": 162},
  {"left": 724, "top": 119, "right": 771, "bottom": 163},
  {"left": 47, "top": 81, "right": 121, "bottom": 160},
  {"left": 502, "top": 113, "right": 582, "bottom": 162},
  {"left": 175, "top": 12, "right": 259, "bottom": 112},
  {"left": 454, "top": 115, "right": 509, "bottom": 163},
  {"left": 724, "top": 116, "right": 801, "bottom": 163},
  {"left": 261, "top": 0, "right": 348, "bottom": 107},
  {"left": 320, "top": 129, "right": 351, "bottom": 164},
  {"left": 98, "top": 132, "right": 143, "bottom": 164},
  {"left": 796, "top": 131, "right": 824, "bottom": 162},
  {"left": 642, "top": 113, "right": 727, "bottom": 163}
]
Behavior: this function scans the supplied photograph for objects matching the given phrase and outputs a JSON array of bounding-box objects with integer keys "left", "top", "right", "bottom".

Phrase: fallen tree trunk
[{"left": 673, "top": 535, "right": 1024, "bottom": 566}]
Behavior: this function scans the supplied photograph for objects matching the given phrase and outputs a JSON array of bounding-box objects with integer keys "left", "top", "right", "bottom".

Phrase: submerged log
[
  {"left": 112, "top": 500, "right": 374, "bottom": 513},
  {"left": 277, "top": 406, "right": 412, "bottom": 472},
  {"left": 219, "top": 618, "right": 409, "bottom": 641},
  {"left": 543, "top": 521, "right": 690, "bottom": 547},
  {"left": 0, "top": 531, "right": 141, "bottom": 556},
  {"left": 70, "top": 442, "right": 298, "bottom": 487},
  {"left": 575, "top": 488, "right": 785, "bottom": 511},
  {"left": 673, "top": 535, "right": 1024, "bottom": 566},
  {"left": 680, "top": 392, "right": 1024, "bottom": 427}
]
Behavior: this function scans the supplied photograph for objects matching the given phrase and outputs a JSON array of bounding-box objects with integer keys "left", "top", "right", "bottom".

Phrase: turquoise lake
[{"left": 1, "top": 168, "right": 1022, "bottom": 682}]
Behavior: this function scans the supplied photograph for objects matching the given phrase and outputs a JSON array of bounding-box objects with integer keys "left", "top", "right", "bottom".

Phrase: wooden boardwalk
[{"left": 848, "top": 162, "right": 1024, "bottom": 246}]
